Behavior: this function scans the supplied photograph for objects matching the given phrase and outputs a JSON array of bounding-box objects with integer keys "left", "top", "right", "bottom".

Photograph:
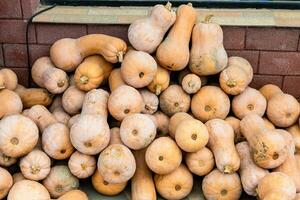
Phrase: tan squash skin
[
  {"left": 220, "top": 56, "right": 253, "bottom": 95},
  {"left": 81, "top": 89, "right": 109, "bottom": 117},
  {"left": 62, "top": 86, "right": 86, "bottom": 115},
  {"left": 0, "top": 89, "right": 23, "bottom": 119},
  {"left": 12, "top": 173, "right": 26, "bottom": 183},
  {"left": 70, "top": 114, "right": 110, "bottom": 155},
  {"left": 257, "top": 172, "right": 296, "bottom": 200},
  {"left": 24, "top": 105, "right": 58, "bottom": 132},
  {"left": 15, "top": 85, "right": 53, "bottom": 108},
  {"left": 189, "top": 15, "right": 228, "bottom": 76},
  {"left": 32, "top": 57, "right": 69, "bottom": 94},
  {"left": 274, "top": 130, "right": 300, "bottom": 192},
  {"left": 0, "top": 114, "right": 38, "bottom": 158},
  {"left": 92, "top": 169, "right": 127, "bottom": 196},
  {"left": 0, "top": 151, "right": 17, "bottom": 167},
  {"left": 109, "top": 127, "right": 123, "bottom": 145},
  {"left": 259, "top": 84, "right": 283, "bottom": 101},
  {"left": 181, "top": 73, "right": 201, "bottom": 94},
  {"left": 0, "top": 167, "right": 13, "bottom": 199},
  {"left": 169, "top": 112, "right": 193, "bottom": 138},
  {"left": 67, "top": 114, "right": 80, "bottom": 129},
  {"left": 154, "top": 164, "right": 193, "bottom": 200},
  {"left": 120, "top": 113, "right": 156, "bottom": 150},
  {"left": 287, "top": 124, "right": 300, "bottom": 153},
  {"left": 232, "top": 87, "right": 267, "bottom": 119},
  {"left": 156, "top": 4, "right": 197, "bottom": 71},
  {"left": 159, "top": 85, "right": 191, "bottom": 116},
  {"left": 202, "top": 169, "right": 242, "bottom": 200},
  {"left": 57, "top": 190, "right": 88, "bottom": 200},
  {"left": 225, "top": 116, "right": 245, "bottom": 143},
  {"left": 52, "top": 107, "right": 71, "bottom": 125},
  {"left": 74, "top": 55, "right": 113, "bottom": 91},
  {"left": 50, "top": 34, "right": 127, "bottom": 72},
  {"left": 236, "top": 142, "right": 269, "bottom": 196},
  {"left": 8, "top": 180, "right": 50, "bottom": 200},
  {"left": 98, "top": 144, "right": 136, "bottom": 184},
  {"left": 128, "top": 2, "right": 176, "bottom": 53},
  {"left": 68, "top": 151, "right": 96, "bottom": 179},
  {"left": 240, "top": 114, "right": 289, "bottom": 169},
  {"left": 43, "top": 165, "right": 79, "bottom": 198},
  {"left": 206, "top": 119, "right": 240, "bottom": 173},
  {"left": 175, "top": 118, "right": 209, "bottom": 152},
  {"left": 140, "top": 89, "right": 159, "bottom": 115},
  {"left": 267, "top": 93, "right": 300, "bottom": 128},
  {"left": 0, "top": 68, "right": 18, "bottom": 90},
  {"left": 132, "top": 150, "right": 156, "bottom": 200},
  {"left": 42, "top": 123, "right": 74, "bottom": 160},
  {"left": 263, "top": 117, "right": 275, "bottom": 130},
  {"left": 185, "top": 147, "right": 215, "bottom": 176},
  {"left": 121, "top": 50, "right": 157, "bottom": 88},
  {"left": 108, "top": 68, "right": 126, "bottom": 92},
  {"left": 19, "top": 149, "right": 51, "bottom": 181},
  {"left": 153, "top": 111, "right": 169, "bottom": 136},
  {"left": 191, "top": 86, "right": 230, "bottom": 122},
  {"left": 108, "top": 85, "right": 143, "bottom": 121},
  {"left": 296, "top": 154, "right": 300, "bottom": 170},
  {"left": 145, "top": 137, "right": 182, "bottom": 175},
  {"left": 147, "top": 65, "right": 170, "bottom": 95}
]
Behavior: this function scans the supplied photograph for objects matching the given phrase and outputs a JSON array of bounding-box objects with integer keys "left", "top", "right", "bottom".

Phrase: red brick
[
  {"left": 282, "top": 76, "right": 300, "bottom": 98},
  {"left": 222, "top": 27, "right": 245, "bottom": 50},
  {"left": 87, "top": 25, "right": 129, "bottom": 44},
  {"left": 29, "top": 45, "right": 50, "bottom": 65},
  {"left": 0, "top": 0, "right": 22, "bottom": 19},
  {"left": 259, "top": 51, "right": 300, "bottom": 75},
  {"left": 246, "top": 28, "right": 299, "bottom": 51},
  {"left": 227, "top": 50, "right": 259, "bottom": 73},
  {"left": 36, "top": 24, "right": 87, "bottom": 44},
  {"left": 21, "top": 0, "right": 40, "bottom": 19},
  {"left": 3, "top": 44, "right": 28, "bottom": 68},
  {"left": 250, "top": 75, "right": 283, "bottom": 90},
  {"left": 0, "top": 20, "right": 36, "bottom": 43},
  {"left": 0, "top": 45, "right": 3, "bottom": 66},
  {"left": 8, "top": 68, "right": 29, "bottom": 87}
]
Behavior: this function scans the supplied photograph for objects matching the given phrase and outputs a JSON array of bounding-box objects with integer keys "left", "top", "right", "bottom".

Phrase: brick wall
[{"left": 0, "top": 0, "right": 299, "bottom": 100}]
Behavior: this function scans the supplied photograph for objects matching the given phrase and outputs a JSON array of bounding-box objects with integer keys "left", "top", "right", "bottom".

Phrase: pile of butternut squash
[{"left": 0, "top": 2, "right": 300, "bottom": 200}]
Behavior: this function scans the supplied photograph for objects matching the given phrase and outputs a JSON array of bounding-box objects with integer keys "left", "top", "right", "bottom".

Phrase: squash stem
[
  {"left": 204, "top": 14, "right": 214, "bottom": 23},
  {"left": 165, "top": 2, "right": 172, "bottom": 11},
  {"left": 223, "top": 165, "right": 234, "bottom": 174},
  {"left": 57, "top": 80, "right": 65, "bottom": 88},
  {"left": 187, "top": 2, "right": 193, "bottom": 7},
  {"left": 226, "top": 80, "right": 236, "bottom": 88},
  {"left": 117, "top": 51, "right": 124, "bottom": 63},
  {"left": 80, "top": 75, "right": 89, "bottom": 84},
  {"left": 155, "top": 85, "right": 162, "bottom": 95}
]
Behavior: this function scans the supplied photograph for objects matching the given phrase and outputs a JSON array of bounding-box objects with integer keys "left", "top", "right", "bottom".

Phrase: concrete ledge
[{"left": 33, "top": 5, "right": 300, "bottom": 27}]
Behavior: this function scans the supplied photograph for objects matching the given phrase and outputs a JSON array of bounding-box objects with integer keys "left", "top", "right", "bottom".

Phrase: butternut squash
[
  {"left": 154, "top": 164, "right": 193, "bottom": 200},
  {"left": 0, "top": 114, "right": 38, "bottom": 158},
  {"left": 257, "top": 172, "right": 296, "bottom": 200},
  {"left": 57, "top": 190, "right": 88, "bottom": 200},
  {"left": 225, "top": 116, "right": 245, "bottom": 143},
  {"left": 81, "top": 89, "right": 109, "bottom": 117},
  {"left": 132, "top": 149, "right": 156, "bottom": 200},
  {"left": 287, "top": 124, "right": 300, "bottom": 153},
  {"left": 50, "top": 34, "right": 127, "bottom": 71},
  {"left": 121, "top": 50, "right": 157, "bottom": 88},
  {"left": 189, "top": 15, "right": 228, "bottom": 75},
  {"left": 232, "top": 87, "right": 267, "bottom": 119},
  {"left": 259, "top": 84, "right": 283, "bottom": 101},
  {"left": 108, "top": 85, "right": 143, "bottom": 121},
  {"left": 0, "top": 89, "right": 22, "bottom": 119},
  {"left": 192, "top": 85, "right": 230, "bottom": 122},
  {"left": 153, "top": 111, "right": 169, "bottom": 136},
  {"left": 236, "top": 141, "right": 269, "bottom": 196},
  {"left": 140, "top": 89, "right": 159, "bottom": 114},
  {"left": 202, "top": 169, "right": 242, "bottom": 200},
  {"left": 15, "top": 84, "right": 53, "bottom": 108},
  {"left": 97, "top": 144, "right": 136, "bottom": 184},
  {"left": 169, "top": 112, "right": 193, "bottom": 138},
  {"left": 0, "top": 68, "right": 18, "bottom": 90},
  {"left": 240, "top": 114, "right": 289, "bottom": 169},
  {"left": 181, "top": 73, "right": 201, "bottom": 94},
  {"left": 68, "top": 151, "right": 96, "bottom": 179},
  {"left": 62, "top": 86, "right": 86, "bottom": 115},
  {"left": 74, "top": 55, "right": 113, "bottom": 91},
  {"left": 206, "top": 119, "right": 240, "bottom": 173},
  {"left": 128, "top": 2, "right": 176, "bottom": 53},
  {"left": 156, "top": 3, "right": 197, "bottom": 71},
  {"left": 108, "top": 68, "right": 126, "bottom": 92},
  {"left": 159, "top": 85, "right": 191, "bottom": 116},
  {"left": 220, "top": 56, "right": 253, "bottom": 95},
  {"left": 178, "top": 68, "right": 208, "bottom": 86},
  {"left": 0, "top": 151, "right": 17, "bottom": 167},
  {"left": 147, "top": 65, "right": 170, "bottom": 95},
  {"left": 185, "top": 147, "right": 215, "bottom": 176},
  {"left": 0, "top": 167, "right": 13, "bottom": 199},
  {"left": 175, "top": 118, "right": 209, "bottom": 152},
  {"left": 145, "top": 137, "right": 182, "bottom": 174},
  {"left": 120, "top": 113, "right": 156, "bottom": 150},
  {"left": 31, "top": 57, "right": 69, "bottom": 94},
  {"left": 92, "top": 169, "right": 127, "bottom": 196}
]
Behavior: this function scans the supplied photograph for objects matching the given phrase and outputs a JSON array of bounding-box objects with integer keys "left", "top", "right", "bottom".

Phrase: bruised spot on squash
[
  {"left": 10, "top": 137, "right": 19, "bottom": 145},
  {"left": 175, "top": 184, "right": 181, "bottom": 191},
  {"left": 286, "top": 113, "right": 291, "bottom": 118},
  {"left": 221, "top": 189, "right": 228, "bottom": 196}
]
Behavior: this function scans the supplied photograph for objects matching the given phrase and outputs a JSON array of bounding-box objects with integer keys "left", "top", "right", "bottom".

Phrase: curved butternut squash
[
  {"left": 189, "top": 15, "right": 228, "bottom": 75},
  {"left": 50, "top": 34, "right": 127, "bottom": 71},
  {"left": 156, "top": 3, "right": 197, "bottom": 71}
]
